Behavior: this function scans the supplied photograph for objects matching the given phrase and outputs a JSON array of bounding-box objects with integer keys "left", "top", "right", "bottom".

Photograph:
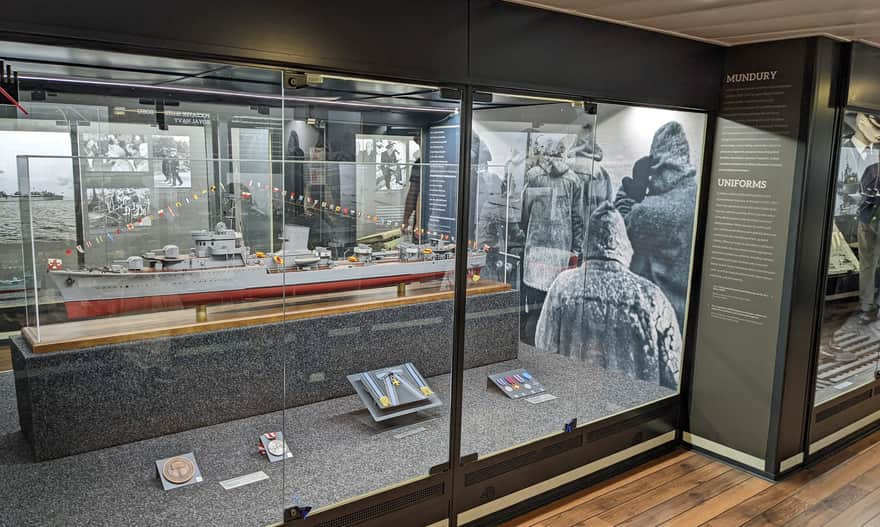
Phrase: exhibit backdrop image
[
  {"left": 476, "top": 104, "right": 706, "bottom": 391},
  {"left": 0, "top": 129, "right": 75, "bottom": 313},
  {"left": 816, "top": 110, "right": 880, "bottom": 403},
  {"left": 355, "top": 134, "right": 419, "bottom": 238},
  {"left": 80, "top": 132, "right": 149, "bottom": 172},
  {"left": 152, "top": 135, "right": 192, "bottom": 188},
  {"left": 86, "top": 187, "right": 153, "bottom": 229},
  {"left": 75, "top": 124, "right": 212, "bottom": 271}
]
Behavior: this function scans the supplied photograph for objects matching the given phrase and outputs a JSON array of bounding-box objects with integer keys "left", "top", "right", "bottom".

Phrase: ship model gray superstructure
[{"left": 48, "top": 223, "right": 484, "bottom": 319}]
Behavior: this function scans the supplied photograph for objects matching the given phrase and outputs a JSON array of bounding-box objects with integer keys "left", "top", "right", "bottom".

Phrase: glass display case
[
  {"left": 462, "top": 92, "right": 707, "bottom": 460},
  {"left": 2, "top": 50, "right": 484, "bottom": 525},
  {"left": 816, "top": 110, "right": 880, "bottom": 405},
  {"left": 1, "top": 40, "right": 711, "bottom": 527}
]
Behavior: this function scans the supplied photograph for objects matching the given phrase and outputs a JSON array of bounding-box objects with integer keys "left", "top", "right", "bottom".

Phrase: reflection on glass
[
  {"left": 818, "top": 111, "right": 880, "bottom": 405},
  {"left": 463, "top": 95, "right": 706, "bottom": 459},
  {"left": 278, "top": 79, "right": 464, "bottom": 515},
  {"left": 4, "top": 62, "right": 291, "bottom": 527}
]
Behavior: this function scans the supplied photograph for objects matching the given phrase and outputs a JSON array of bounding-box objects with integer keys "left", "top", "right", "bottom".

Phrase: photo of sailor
[
  {"left": 377, "top": 140, "right": 406, "bottom": 191},
  {"left": 471, "top": 130, "right": 527, "bottom": 285},
  {"left": 152, "top": 136, "right": 192, "bottom": 188}
]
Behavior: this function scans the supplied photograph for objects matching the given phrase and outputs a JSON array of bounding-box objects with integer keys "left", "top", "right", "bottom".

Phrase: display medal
[
  {"left": 489, "top": 369, "right": 546, "bottom": 400},
  {"left": 162, "top": 456, "right": 196, "bottom": 484},
  {"left": 267, "top": 439, "right": 285, "bottom": 457}
]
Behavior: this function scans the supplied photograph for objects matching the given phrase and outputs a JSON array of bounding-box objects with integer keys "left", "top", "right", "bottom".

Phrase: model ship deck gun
[{"left": 47, "top": 223, "right": 484, "bottom": 319}]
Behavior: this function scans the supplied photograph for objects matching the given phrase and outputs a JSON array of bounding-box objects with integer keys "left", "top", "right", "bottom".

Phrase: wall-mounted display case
[
  {"left": 0, "top": 16, "right": 715, "bottom": 526},
  {"left": 810, "top": 80, "right": 880, "bottom": 457},
  {"left": 816, "top": 110, "right": 880, "bottom": 406}
]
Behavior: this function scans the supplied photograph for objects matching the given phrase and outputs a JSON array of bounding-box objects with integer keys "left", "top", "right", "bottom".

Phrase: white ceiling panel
[{"left": 509, "top": 0, "right": 880, "bottom": 46}]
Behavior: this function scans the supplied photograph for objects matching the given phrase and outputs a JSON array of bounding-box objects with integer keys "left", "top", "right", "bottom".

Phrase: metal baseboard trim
[
  {"left": 682, "top": 432, "right": 765, "bottom": 471},
  {"left": 456, "top": 430, "right": 676, "bottom": 524}
]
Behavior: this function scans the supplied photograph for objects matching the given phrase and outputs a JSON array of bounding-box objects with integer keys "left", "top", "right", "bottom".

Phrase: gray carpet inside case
[{"left": 0, "top": 345, "right": 672, "bottom": 527}]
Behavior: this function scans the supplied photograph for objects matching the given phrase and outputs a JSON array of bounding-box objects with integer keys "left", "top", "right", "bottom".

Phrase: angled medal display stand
[{"left": 347, "top": 362, "right": 442, "bottom": 422}]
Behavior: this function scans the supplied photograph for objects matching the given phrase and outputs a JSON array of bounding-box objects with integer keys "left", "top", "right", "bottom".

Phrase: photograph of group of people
[
  {"left": 79, "top": 132, "right": 193, "bottom": 188},
  {"left": 473, "top": 104, "right": 706, "bottom": 391},
  {"left": 86, "top": 187, "right": 152, "bottom": 229}
]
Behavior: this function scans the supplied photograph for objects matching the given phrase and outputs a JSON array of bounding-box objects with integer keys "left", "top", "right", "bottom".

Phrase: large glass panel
[
  {"left": 816, "top": 110, "right": 880, "bottom": 405},
  {"left": 278, "top": 76, "right": 464, "bottom": 515},
  {"left": 2, "top": 45, "right": 291, "bottom": 526},
  {"left": 462, "top": 92, "right": 707, "bottom": 459}
]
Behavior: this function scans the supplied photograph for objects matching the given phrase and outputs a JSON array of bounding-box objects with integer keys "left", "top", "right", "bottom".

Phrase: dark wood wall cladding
[
  {"left": 0, "top": 0, "right": 471, "bottom": 84},
  {"left": 0, "top": 0, "right": 724, "bottom": 110},
  {"left": 467, "top": 0, "right": 725, "bottom": 110}
]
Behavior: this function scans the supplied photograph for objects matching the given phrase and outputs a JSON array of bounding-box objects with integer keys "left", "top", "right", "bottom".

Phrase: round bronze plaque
[{"left": 162, "top": 456, "right": 195, "bottom": 485}]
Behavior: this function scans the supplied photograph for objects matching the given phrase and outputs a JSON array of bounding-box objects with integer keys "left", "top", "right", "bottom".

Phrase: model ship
[
  {"left": 0, "top": 190, "right": 64, "bottom": 200},
  {"left": 48, "top": 223, "right": 484, "bottom": 319}
]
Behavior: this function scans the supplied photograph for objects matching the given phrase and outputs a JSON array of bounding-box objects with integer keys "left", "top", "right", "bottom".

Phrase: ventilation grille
[
  {"left": 311, "top": 483, "right": 444, "bottom": 527},
  {"left": 816, "top": 388, "right": 874, "bottom": 423},
  {"left": 464, "top": 434, "right": 583, "bottom": 487},
  {"left": 587, "top": 405, "right": 670, "bottom": 443}
]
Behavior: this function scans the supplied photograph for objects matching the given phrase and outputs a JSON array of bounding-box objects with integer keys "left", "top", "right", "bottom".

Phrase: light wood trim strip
[{"left": 23, "top": 281, "right": 510, "bottom": 354}]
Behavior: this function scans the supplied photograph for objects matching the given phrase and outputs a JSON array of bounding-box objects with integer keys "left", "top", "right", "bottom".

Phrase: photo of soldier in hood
[
  {"left": 614, "top": 121, "right": 697, "bottom": 332},
  {"left": 566, "top": 122, "right": 613, "bottom": 241},
  {"left": 535, "top": 202, "right": 681, "bottom": 388},
  {"left": 520, "top": 133, "right": 585, "bottom": 344}
]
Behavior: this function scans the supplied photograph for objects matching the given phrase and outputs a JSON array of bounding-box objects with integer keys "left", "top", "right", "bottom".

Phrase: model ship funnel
[{"left": 281, "top": 224, "right": 309, "bottom": 252}]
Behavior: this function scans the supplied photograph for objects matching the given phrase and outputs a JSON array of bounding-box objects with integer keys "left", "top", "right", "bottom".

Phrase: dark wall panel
[
  {"left": 0, "top": 1, "right": 725, "bottom": 111},
  {"left": 0, "top": 0, "right": 470, "bottom": 84},
  {"left": 688, "top": 38, "right": 811, "bottom": 463},
  {"left": 468, "top": 0, "right": 724, "bottom": 110},
  {"left": 848, "top": 42, "right": 880, "bottom": 111}
]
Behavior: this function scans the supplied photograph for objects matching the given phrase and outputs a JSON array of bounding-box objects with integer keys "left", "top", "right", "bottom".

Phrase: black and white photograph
[
  {"left": 375, "top": 139, "right": 408, "bottom": 192},
  {"left": 536, "top": 110, "right": 704, "bottom": 390},
  {"left": 354, "top": 134, "right": 419, "bottom": 237},
  {"left": 475, "top": 103, "right": 706, "bottom": 391},
  {"left": 85, "top": 187, "right": 152, "bottom": 229},
  {"left": 80, "top": 132, "right": 149, "bottom": 172},
  {"left": 151, "top": 135, "right": 192, "bottom": 188}
]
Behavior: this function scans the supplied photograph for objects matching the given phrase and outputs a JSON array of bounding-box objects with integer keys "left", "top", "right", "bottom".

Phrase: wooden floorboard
[
  {"left": 0, "top": 345, "right": 10, "bottom": 372},
  {"left": 505, "top": 428, "right": 880, "bottom": 527}
]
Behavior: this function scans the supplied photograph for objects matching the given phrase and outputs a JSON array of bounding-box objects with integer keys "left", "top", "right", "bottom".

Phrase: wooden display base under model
[{"left": 22, "top": 279, "right": 510, "bottom": 354}]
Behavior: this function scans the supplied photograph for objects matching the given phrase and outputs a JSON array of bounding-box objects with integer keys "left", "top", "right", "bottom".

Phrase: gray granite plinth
[{"left": 12, "top": 290, "right": 518, "bottom": 460}]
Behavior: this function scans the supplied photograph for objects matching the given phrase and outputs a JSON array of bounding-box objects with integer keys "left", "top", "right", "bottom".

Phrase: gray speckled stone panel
[
  {"left": 12, "top": 290, "right": 518, "bottom": 460},
  {"left": 0, "top": 347, "right": 674, "bottom": 527}
]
